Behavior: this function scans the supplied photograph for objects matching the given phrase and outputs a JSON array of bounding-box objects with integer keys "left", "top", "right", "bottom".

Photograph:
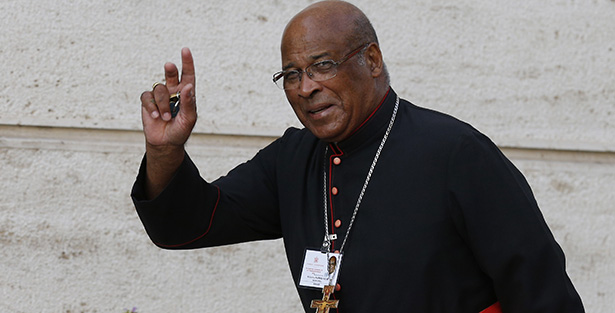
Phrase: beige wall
[{"left": 1, "top": 0, "right": 613, "bottom": 312}]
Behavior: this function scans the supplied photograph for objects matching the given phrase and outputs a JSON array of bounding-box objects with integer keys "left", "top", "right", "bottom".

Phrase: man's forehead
[
  {"left": 281, "top": 35, "right": 347, "bottom": 69},
  {"left": 281, "top": 23, "right": 350, "bottom": 67},
  {"left": 283, "top": 21, "right": 346, "bottom": 46}
]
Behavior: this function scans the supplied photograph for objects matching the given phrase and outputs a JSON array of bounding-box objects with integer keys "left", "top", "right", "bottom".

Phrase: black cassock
[{"left": 132, "top": 89, "right": 584, "bottom": 313}]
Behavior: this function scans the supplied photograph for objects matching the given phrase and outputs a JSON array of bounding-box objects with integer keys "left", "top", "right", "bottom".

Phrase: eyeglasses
[{"left": 273, "top": 43, "right": 370, "bottom": 90}]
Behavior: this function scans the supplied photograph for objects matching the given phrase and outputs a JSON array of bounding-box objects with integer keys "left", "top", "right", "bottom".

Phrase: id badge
[{"left": 299, "top": 249, "right": 343, "bottom": 289}]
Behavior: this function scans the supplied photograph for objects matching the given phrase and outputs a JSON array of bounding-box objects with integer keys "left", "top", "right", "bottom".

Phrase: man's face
[
  {"left": 280, "top": 16, "right": 376, "bottom": 143},
  {"left": 328, "top": 256, "right": 337, "bottom": 274}
]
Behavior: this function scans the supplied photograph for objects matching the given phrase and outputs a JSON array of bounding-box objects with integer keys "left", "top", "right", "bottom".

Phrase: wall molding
[{"left": 1, "top": 124, "right": 614, "bottom": 165}]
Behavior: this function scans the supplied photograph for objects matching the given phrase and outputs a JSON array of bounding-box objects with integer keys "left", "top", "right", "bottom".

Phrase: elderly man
[{"left": 132, "top": 1, "right": 584, "bottom": 312}]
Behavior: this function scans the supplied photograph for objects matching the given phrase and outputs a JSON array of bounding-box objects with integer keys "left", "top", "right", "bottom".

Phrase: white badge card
[{"left": 299, "top": 249, "right": 343, "bottom": 289}]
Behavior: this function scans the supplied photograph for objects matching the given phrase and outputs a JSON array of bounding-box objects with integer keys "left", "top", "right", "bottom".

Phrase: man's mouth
[{"left": 308, "top": 104, "right": 333, "bottom": 115}]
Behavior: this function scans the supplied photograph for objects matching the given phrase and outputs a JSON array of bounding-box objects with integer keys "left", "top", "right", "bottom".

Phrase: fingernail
[
  {"left": 162, "top": 112, "right": 172, "bottom": 121},
  {"left": 151, "top": 111, "right": 160, "bottom": 119}
]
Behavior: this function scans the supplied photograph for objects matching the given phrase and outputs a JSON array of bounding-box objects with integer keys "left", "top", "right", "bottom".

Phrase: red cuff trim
[
  {"left": 480, "top": 302, "right": 502, "bottom": 313},
  {"left": 155, "top": 185, "right": 221, "bottom": 248}
]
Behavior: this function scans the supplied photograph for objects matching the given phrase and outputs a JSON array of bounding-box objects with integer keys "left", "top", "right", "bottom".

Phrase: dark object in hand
[{"left": 169, "top": 92, "right": 180, "bottom": 118}]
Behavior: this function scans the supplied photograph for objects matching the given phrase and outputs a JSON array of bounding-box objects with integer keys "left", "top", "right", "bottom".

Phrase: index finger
[{"left": 179, "top": 47, "right": 195, "bottom": 87}]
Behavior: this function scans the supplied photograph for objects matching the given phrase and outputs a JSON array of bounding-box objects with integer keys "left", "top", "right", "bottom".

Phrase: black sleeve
[
  {"left": 131, "top": 135, "right": 286, "bottom": 249},
  {"left": 447, "top": 131, "right": 584, "bottom": 313}
]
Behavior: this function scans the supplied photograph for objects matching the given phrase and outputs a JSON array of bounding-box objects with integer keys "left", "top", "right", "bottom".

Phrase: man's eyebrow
[
  {"left": 282, "top": 52, "right": 331, "bottom": 71},
  {"left": 311, "top": 52, "right": 330, "bottom": 60}
]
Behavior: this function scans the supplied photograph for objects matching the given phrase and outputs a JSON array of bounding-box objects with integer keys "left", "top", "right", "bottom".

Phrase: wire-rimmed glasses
[{"left": 272, "top": 43, "right": 370, "bottom": 90}]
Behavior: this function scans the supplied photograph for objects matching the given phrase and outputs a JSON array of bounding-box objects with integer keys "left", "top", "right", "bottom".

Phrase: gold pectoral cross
[{"left": 310, "top": 285, "right": 339, "bottom": 313}]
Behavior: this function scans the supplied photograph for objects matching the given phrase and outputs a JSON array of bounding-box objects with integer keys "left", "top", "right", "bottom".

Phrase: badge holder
[{"left": 299, "top": 249, "right": 343, "bottom": 290}]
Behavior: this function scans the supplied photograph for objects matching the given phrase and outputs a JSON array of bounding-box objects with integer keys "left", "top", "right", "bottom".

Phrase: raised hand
[
  {"left": 139, "top": 47, "right": 198, "bottom": 199},
  {"left": 140, "top": 47, "right": 197, "bottom": 148}
]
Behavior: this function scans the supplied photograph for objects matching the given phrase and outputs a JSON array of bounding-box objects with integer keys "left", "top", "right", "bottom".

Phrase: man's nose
[{"left": 297, "top": 72, "right": 322, "bottom": 98}]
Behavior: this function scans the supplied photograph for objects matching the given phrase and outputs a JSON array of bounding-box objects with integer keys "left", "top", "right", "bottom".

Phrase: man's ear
[{"left": 365, "top": 43, "right": 384, "bottom": 78}]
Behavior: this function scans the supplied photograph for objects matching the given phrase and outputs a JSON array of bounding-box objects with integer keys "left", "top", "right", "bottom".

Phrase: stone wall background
[{"left": 1, "top": 0, "right": 613, "bottom": 312}]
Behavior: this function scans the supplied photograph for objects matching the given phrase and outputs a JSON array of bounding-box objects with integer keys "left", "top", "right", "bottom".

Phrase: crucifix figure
[{"left": 310, "top": 285, "right": 339, "bottom": 313}]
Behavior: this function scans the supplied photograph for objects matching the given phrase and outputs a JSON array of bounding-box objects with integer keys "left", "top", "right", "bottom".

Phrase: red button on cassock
[
  {"left": 331, "top": 187, "right": 339, "bottom": 195},
  {"left": 333, "top": 157, "right": 341, "bottom": 165},
  {"left": 334, "top": 219, "right": 342, "bottom": 228}
]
